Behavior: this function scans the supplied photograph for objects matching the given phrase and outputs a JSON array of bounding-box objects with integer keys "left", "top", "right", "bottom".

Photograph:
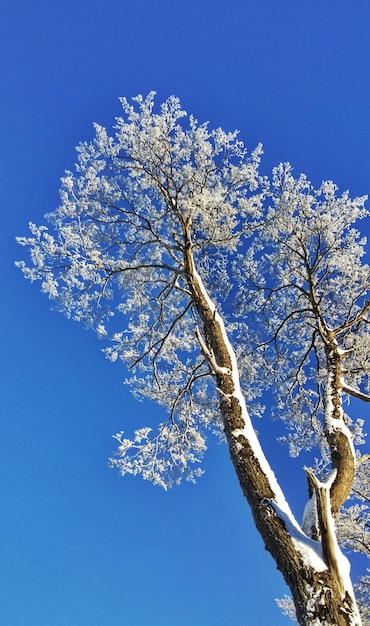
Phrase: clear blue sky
[{"left": 2, "top": 1, "right": 370, "bottom": 624}]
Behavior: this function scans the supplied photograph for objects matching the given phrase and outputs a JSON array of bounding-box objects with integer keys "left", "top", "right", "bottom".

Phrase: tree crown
[{"left": 16, "top": 92, "right": 370, "bottom": 622}]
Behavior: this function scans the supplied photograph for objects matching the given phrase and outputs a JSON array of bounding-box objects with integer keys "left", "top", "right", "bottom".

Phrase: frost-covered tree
[{"left": 16, "top": 93, "right": 369, "bottom": 625}]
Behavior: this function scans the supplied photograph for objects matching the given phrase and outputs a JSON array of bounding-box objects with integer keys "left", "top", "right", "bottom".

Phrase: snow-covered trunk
[
  {"left": 183, "top": 231, "right": 362, "bottom": 625},
  {"left": 323, "top": 341, "right": 356, "bottom": 514}
]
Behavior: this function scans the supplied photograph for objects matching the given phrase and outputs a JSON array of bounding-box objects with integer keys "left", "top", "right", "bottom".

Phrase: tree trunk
[
  {"left": 222, "top": 387, "right": 362, "bottom": 626},
  {"left": 183, "top": 232, "right": 362, "bottom": 625}
]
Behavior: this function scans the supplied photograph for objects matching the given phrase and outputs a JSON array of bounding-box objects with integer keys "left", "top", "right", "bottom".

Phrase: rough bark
[
  {"left": 324, "top": 341, "right": 356, "bottom": 514},
  {"left": 183, "top": 228, "right": 362, "bottom": 625}
]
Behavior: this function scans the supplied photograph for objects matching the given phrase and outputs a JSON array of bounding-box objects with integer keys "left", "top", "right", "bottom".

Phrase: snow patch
[{"left": 271, "top": 503, "right": 328, "bottom": 572}]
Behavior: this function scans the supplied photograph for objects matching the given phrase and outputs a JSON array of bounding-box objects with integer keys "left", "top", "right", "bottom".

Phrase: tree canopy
[{"left": 17, "top": 93, "right": 369, "bottom": 625}]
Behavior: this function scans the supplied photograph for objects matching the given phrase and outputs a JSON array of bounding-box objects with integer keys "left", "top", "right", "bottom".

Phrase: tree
[{"left": 16, "top": 93, "right": 369, "bottom": 625}]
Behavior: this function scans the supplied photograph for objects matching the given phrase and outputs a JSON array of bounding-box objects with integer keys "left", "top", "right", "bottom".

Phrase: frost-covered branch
[{"left": 17, "top": 92, "right": 263, "bottom": 487}]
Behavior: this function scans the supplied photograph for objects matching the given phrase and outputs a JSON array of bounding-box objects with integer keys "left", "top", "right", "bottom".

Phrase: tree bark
[
  {"left": 183, "top": 231, "right": 362, "bottom": 625},
  {"left": 324, "top": 342, "right": 356, "bottom": 514}
]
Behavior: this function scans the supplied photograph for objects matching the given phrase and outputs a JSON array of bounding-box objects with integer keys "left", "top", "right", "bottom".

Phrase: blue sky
[{"left": 2, "top": 1, "right": 370, "bottom": 624}]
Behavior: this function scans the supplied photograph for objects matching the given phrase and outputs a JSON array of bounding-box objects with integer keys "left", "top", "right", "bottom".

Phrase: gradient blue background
[{"left": 2, "top": 1, "right": 370, "bottom": 624}]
